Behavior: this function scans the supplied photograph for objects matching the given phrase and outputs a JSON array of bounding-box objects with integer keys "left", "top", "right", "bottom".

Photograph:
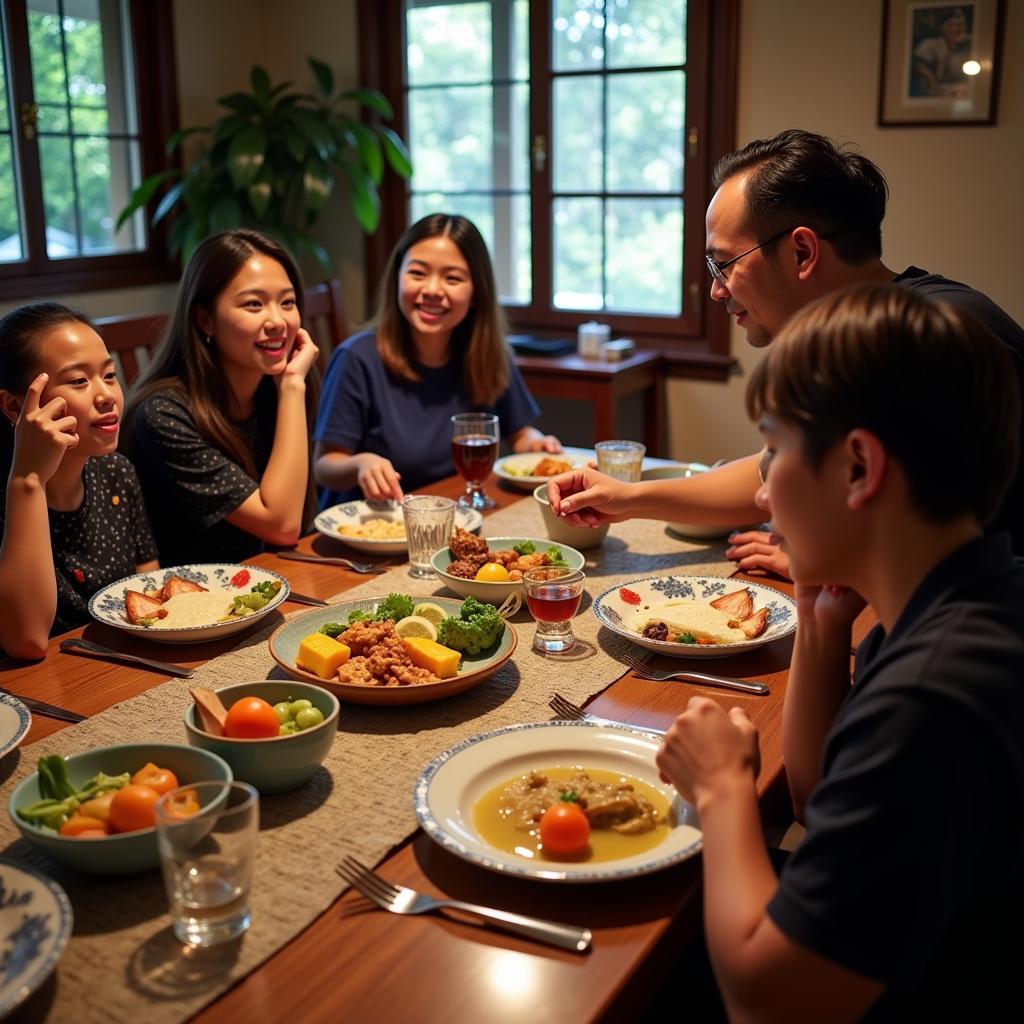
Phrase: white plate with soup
[
  {"left": 315, "top": 500, "right": 482, "bottom": 555},
  {"left": 89, "top": 563, "right": 290, "bottom": 643},
  {"left": 413, "top": 721, "right": 702, "bottom": 882}
]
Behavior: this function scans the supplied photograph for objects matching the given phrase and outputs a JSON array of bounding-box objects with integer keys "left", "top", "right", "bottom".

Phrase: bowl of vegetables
[
  {"left": 8, "top": 743, "right": 232, "bottom": 875},
  {"left": 183, "top": 680, "right": 339, "bottom": 794}
]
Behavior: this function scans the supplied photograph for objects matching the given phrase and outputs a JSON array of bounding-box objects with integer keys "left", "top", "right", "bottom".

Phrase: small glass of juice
[{"left": 523, "top": 565, "right": 586, "bottom": 653}]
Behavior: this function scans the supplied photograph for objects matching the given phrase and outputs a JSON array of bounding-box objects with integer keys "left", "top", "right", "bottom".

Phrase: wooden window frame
[
  {"left": 0, "top": 0, "right": 179, "bottom": 300},
  {"left": 358, "top": 0, "right": 739, "bottom": 380}
]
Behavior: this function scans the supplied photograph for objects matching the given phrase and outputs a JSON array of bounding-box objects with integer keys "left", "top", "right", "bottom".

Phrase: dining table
[{"left": 0, "top": 473, "right": 873, "bottom": 1024}]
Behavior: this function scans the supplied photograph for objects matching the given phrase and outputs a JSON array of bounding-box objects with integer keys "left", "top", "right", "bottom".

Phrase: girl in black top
[{"left": 0, "top": 303, "right": 158, "bottom": 658}]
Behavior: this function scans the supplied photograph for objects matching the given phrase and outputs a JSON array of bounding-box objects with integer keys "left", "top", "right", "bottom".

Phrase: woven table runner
[{"left": 0, "top": 502, "right": 734, "bottom": 1023}]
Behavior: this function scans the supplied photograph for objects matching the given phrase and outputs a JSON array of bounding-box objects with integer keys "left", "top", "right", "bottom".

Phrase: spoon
[{"left": 190, "top": 687, "right": 228, "bottom": 737}]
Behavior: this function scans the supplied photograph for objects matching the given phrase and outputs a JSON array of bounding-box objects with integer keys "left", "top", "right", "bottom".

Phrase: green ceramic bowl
[
  {"left": 8, "top": 742, "right": 232, "bottom": 875},
  {"left": 183, "top": 680, "right": 339, "bottom": 794}
]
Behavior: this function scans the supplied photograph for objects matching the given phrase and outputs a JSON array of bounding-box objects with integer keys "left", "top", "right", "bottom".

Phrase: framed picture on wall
[{"left": 878, "top": 0, "right": 1005, "bottom": 125}]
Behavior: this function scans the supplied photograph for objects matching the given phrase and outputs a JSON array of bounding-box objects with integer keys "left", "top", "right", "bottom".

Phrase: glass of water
[
  {"left": 402, "top": 494, "right": 456, "bottom": 578},
  {"left": 155, "top": 780, "right": 259, "bottom": 948},
  {"left": 595, "top": 439, "right": 646, "bottom": 482}
]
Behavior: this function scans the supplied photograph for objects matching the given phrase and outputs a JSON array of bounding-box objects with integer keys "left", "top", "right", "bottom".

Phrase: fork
[
  {"left": 549, "top": 693, "right": 665, "bottom": 736},
  {"left": 621, "top": 649, "right": 770, "bottom": 695},
  {"left": 278, "top": 551, "right": 391, "bottom": 574},
  {"left": 335, "top": 856, "right": 592, "bottom": 953}
]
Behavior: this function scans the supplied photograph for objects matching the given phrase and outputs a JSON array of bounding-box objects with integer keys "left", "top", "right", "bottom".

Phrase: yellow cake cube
[
  {"left": 296, "top": 632, "right": 351, "bottom": 679},
  {"left": 403, "top": 637, "right": 462, "bottom": 678}
]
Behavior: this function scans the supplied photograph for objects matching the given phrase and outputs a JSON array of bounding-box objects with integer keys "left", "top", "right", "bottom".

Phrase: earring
[{"left": 204, "top": 334, "right": 213, "bottom": 346}]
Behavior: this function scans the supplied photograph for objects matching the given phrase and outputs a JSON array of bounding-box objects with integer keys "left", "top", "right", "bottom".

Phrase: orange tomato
[
  {"left": 162, "top": 788, "right": 200, "bottom": 819},
  {"left": 108, "top": 783, "right": 161, "bottom": 833},
  {"left": 59, "top": 815, "right": 109, "bottom": 837},
  {"left": 474, "top": 562, "right": 510, "bottom": 583},
  {"left": 224, "top": 696, "right": 281, "bottom": 739},
  {"left": 538, "top": 801, "right": 591, "bottom": 856},
  {"left": 131, "top": 762, "right": 180, "bottom": 796}
]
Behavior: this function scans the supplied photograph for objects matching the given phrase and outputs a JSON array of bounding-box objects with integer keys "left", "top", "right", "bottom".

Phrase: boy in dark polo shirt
[{"left": 656, "top": 284, "right": 1024, "bottom": 1023}]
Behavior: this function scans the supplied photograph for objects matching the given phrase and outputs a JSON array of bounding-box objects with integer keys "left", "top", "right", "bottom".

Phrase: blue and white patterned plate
[
  {"left": 87, "top": 563, "right": 290, "bottom": 644},
  {"left": 314, "top": 500, "right": 482, "bottom": 555},
  {"left": 414, "top": 721, "right": 702, "bottom": 883},
  {"left": 0, "top": 858, "right": 72, "bottom": 1017},
  {"left": 593, "top": 574, "right": 797, "bottom": 659},
  {"left": 0, "top": 696, "right": 31, "bottom": 761}
]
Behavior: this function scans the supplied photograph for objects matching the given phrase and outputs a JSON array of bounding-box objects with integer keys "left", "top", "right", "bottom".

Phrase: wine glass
[
  {"left": 451, "top": 412, "right": 499, "bottom": 510},
  {"left": 523, "top": 566, "right": 586, "bottom": 653}
]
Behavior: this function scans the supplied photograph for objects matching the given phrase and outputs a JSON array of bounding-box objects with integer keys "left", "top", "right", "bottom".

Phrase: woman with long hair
[
  {"left": 123, "top": 229, "right": 319, "bottom": 565},
  {"left": 314, "top": 213, "right": 560, "bottom": 503},
  {"left": 0, "top": 303, "right": 158, "bottom": 658}
]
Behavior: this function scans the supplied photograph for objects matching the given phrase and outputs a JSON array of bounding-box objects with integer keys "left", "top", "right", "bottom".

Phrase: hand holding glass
[
  {"left": 524, "top": 566, "right": 586, "bottom": 653},
  {"left": 451, "top": 412, "right": 499, "bottom": 509}
]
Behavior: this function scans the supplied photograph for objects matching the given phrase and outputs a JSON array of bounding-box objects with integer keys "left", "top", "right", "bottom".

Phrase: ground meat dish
[
  {"left": 499, "top": 770, "right": 661, "bottom": 835},
  {"left": 450, "top": 527, "right": 489, "bottom": 560},
  {"left": 334, "top": 619, "right": 437, "bottom": 687}
]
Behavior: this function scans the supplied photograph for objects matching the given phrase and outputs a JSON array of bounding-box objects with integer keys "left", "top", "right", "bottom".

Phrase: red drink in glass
[
  {"left": 451, "top": 434, "right": 498, "bottom": 485},
  {"left": 526, "top": 584, "right": 583, "bottom": 623}
]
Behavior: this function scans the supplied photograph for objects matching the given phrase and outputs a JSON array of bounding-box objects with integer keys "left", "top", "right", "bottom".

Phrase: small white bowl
[{"left": 532, "top": 484, "right": 609, "bottom": 550}]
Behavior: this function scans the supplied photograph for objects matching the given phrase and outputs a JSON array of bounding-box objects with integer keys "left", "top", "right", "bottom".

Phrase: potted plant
[{"left": 118, "top": 57, "right": 412, "bottom": 269}]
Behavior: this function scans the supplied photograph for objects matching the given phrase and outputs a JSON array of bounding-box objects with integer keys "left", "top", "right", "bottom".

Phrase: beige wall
[{"left": 667, "top": 0, "right": 1024, "bottom": 464}]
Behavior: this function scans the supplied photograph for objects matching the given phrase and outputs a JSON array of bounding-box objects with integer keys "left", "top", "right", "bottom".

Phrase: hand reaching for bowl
[
  {"left": 546, "top": 466, "right": 637, "bottom": 527},
  {"left": 356, "top": 453, "right": 404, "bottom": 502}
]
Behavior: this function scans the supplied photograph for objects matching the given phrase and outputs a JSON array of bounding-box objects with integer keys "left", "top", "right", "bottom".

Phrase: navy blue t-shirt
[{"left": 313, "top": 331, "right": 540, "bottom": 506}]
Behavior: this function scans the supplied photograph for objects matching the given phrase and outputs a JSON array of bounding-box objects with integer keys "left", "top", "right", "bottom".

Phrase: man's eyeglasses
[{"left": 704, "top": 225, "right": 796, "bottom": 287}]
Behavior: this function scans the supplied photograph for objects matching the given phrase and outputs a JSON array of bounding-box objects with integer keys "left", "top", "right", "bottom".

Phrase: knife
[
  {"left": 0, "top": 689, "right": 86, "bottom": 724},
  {"left": 59, "top": 638, "right": 195, "bottom": 679},
  {"left": 285, "top": 591, "right": 330, "bottom": 607}
]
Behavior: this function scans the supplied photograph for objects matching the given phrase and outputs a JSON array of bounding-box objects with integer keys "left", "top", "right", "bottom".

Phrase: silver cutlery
[
  {"left": 548, "top": 693, "right": 666, "bottom": 736},
  {"left": 59, "top": 638, "right": 195, "bottom": 679},
  {"left": 285, "top": 591, "right": 330, "bottom": 607},
  {"left": 335, "top": 855, "right": 592, "bottom": 954},
  {"left": 278, "top": 551, "right": 391, "bottom": 574},
  {"left": 620, "top": 649, "right": 770, "bottom": 695},
  {"left": 0, "top": 687, "right": 86, "bottom": 724}
]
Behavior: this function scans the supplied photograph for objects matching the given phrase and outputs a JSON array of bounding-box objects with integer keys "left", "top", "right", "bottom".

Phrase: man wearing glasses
[{"left": 549, "top": 128, "right": 1024, "bottom": 571}]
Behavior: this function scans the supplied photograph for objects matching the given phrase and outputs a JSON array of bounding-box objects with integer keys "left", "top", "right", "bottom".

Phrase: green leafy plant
[{"left": 118, "top": 57, "right": 412, "bottom": 269}]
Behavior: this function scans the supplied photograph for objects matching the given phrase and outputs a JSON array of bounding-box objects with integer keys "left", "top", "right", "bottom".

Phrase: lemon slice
[
  {"left": 394, "top": 615, "right": 438, "bottom": 642},
  {"left": 412, "top": 602, "right": 448, "bottom": 628}
]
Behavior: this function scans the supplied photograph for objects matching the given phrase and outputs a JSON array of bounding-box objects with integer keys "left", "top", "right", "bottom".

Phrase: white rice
[{"left": 149, "top": 590, "right": 237, "bottom": 629}]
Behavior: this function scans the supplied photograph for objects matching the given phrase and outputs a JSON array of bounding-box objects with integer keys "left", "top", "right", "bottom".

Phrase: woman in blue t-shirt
[{"left": 314, "top": 213, "right": 561, "bottom": 503}]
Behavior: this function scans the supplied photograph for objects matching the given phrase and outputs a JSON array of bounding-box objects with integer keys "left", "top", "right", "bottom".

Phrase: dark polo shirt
[{"left": 768, "top": 533, "right": 1024, "bottom": 1022}]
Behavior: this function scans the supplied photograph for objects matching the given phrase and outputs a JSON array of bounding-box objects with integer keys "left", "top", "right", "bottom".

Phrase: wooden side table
[{"left": 514, "top": 349, "right": 665, "bottom": 455}]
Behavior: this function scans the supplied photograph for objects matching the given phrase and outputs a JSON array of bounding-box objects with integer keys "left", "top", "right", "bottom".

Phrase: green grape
[
  {"left": 295, "top": 707, "right": 324, "bottom": 730},
  {"left": 288, "top": 699, "right": 313, "bottom": 717},
  {"left": 272, "top": 701, "right": 292, "bottom": 725},
  {"left": 278, "top": 720, "right": 300, "bottom": 735}
]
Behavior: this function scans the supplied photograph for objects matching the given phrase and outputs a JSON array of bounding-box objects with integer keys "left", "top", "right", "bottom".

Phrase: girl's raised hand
[
  {"left": 11, "top": 373, "right": 79, "bottom": 484},
  {"left": 280, "top": 328, "right": 320, "bottom": 381}
]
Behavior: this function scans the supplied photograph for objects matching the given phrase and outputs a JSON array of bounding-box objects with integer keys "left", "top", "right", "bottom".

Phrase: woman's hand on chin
[{"left": 278, "top": 328, "right": 319, "bottom": 384}]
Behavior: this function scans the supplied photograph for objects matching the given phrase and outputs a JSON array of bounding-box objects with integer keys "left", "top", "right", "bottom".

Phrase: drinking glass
[
  {"left": 155, "top": 780, "right": 259, "bottom": 948},
  {"left": 595, "top": 439, "right": 646, "bottom": 482},
  {"left": 402, "top": 494, "right": 456, "bottom": 578},
  {"left": 523, "top": 565, "right": 586, "bottom": 653},
  {"left": 451, "top": 412, "right": 499, "bottom": 510}
]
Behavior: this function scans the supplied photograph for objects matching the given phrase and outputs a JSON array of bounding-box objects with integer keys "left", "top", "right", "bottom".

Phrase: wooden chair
[{"left": 92, "top": 278, "right": 348, "bottom": 386}]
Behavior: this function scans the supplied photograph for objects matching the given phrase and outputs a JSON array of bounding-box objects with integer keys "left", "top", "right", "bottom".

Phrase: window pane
[
  {"left": 607, "top": 0, "right": 687, "bottom": 68},
  {"left": 512, "top": 0, "right": 530, "bottom": 80},
  {"left": 553, "top": 76, "right": 603, "bottom": 193},
  {"left": 408, "top": 85, "right": 492, "bottom": 192},
  {"left": 606, "top": 198, "right": 683, "bottom": 314},
  {"left": 30, "top": 0, "right": 144, "bottom": 259},
  {"left": 553, "top": 197, "right": 602, "bottom": 310},
  {"left": 0, "top": 136, "right": 23, "bottom": 262},
  {"left": 0, "top": 47, "right": 9, "bottom": 131},
  {"left": 509, "top": 82, "right": 530, "bottom": 192},
  {"left": 552, "top": 0, "right": 605, "bottom": 72},
  {"left": 607, "top": 71, "right": 684, "bottom": 192},
  {"left": 407, "top": 2, "right": 492, "bottom": 86}
]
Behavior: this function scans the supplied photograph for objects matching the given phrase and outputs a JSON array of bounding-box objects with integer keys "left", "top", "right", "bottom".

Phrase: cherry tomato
[
  {"left": 224, "top": 696, "right": 281, "bottom": 739},
  {"left": 109, "top": 783, "right": 161, "bottom": 833},
  {"left": 538, "top": 801, "right": 591, "bottom": 856},
  {"left": 619, "top": 587, "right": 641, "bottom": 605},
  {"left": 474, "top": 562, "right": 510, "bottom": 583},
  {"left": 131, "top": 762, "right": 180, "bottom": 796},
  {"left": 59, "top": 815, "right": 109, "bottom": 837},
  {"left": 162, "top": 788, "right": 200, "bottom": 819},
  {"left": 230, "top": 569, "right": 251, "bottom": 588}
]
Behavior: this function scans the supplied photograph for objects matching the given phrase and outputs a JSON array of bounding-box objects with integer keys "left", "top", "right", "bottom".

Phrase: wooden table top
[{"left": 1, "top": 475, "right": 809, "bottom": 1024}]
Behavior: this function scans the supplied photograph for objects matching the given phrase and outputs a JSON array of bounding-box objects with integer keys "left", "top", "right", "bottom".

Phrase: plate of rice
[{"left": 314, "top": 500, "right": 482, "bottom": 554}]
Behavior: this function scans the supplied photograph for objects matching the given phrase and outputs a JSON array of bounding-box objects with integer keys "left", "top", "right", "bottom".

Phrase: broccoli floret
[
  {"left": 545, "top": 546, "right": 568, "bottom": 566},
  {"left": 347, "top": 609, "right": 372, "bottom": 624},
  {"left": 438, "top": 596, "right": 504, "bottom": 655},
  {"left": 318, "top": 621, "right": 346, "bottom": 638},
  {"left": 512, "top": 540, "right": 536, "bottom": 556},
  {"left": 374, "top": 593, "right": 414, "bottom": 622},
  {"left": 251, "top": 580, "right": 281, "bottom": 598}
]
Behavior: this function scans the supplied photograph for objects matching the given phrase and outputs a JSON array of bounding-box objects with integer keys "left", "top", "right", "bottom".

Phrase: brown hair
[
  {"left": 746, "top": 284, "right": 1020, "bottom": 527},
  {"left": 373, "top": 213, "right": 509, "bottom": 405},
  {"left": 124, "top": 229, "right": 317, "bottom": 478}
]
